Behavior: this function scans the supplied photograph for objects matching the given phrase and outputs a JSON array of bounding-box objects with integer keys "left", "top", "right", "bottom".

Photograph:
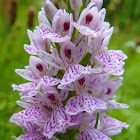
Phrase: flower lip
[
  {"left": 86, "top": 14, "right": 93, "bottom": 24},
  {"left": 36, "top": 63, "right": 43, "bottom": 72},
  {"left": 63, "top": 21, "right": 70, "bottom": 32}
]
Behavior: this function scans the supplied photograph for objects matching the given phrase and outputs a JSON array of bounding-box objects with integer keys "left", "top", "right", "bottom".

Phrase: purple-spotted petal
[
  {"left": 12, "top": 82, "right": 38, "bottom": 92},
  {"left": 61, "top": 64, "right": 99, "bottom": 85},
  {"left": 37, "top": 50, "right": 65, "bottom": 69},
  {"left": 98, "top": 113, "right": 129, "bottom": 137},
  {"left": 38, "top": 76, "right": 60, "bottom": 87},
  {"left": 37, "top": 23, "right": 70, "bottom": 42},
  {"left": 98, "top": 8, "right": 106, "bottom": 24},
  {"left": 58, "top": 83, "right": 75, "bottom": 91},
  {"left": 16, "top": 132, "right": 46, "bottom": 140},
  {"left": 77, "top": 128, "right": 111, "bottom": 140},
  {"left": 21, "top": 96, "right": 44, "bottom": 104},
  {"left": 65, "top": 92, "right": 107, "bottom": 115},
  {"left": 95, "top": 50, "right": 127, "bottom": 75},
  {"left": 26, "top": 29, "right": 46, "bottom": 55},
  {"left": 24, "top": 44, "right": 36, "bottom": 55},
  {"left": 60, "top": 89, "right": 68, "bottom": 101},
  {"left": 107, "top": 100, "right": 129, "bottom": 109},
  {"left": 10, "top": 106, "right": 43, "bottom": 122},
  {"left": 43, "top": 106, "right": 70, "bottom": 138},
  {"left": 15, "top": 69, "right": 37, "bottom": 81}
]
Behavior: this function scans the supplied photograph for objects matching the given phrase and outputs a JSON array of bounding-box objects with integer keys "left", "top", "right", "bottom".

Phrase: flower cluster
[{"left": 10, "top": 0, "right": 129, "bottom": 139}]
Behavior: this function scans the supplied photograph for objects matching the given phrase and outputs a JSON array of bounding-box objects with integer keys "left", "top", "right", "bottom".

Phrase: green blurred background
[{"left": 0, "top": 0, "right": 140, "bottom": 139}]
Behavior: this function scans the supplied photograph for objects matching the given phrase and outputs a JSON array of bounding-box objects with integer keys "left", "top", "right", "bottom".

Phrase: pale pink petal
[
  {"left": 24, "top": 44, "right": 36, "bottom": 55},
  {"left": 38, "top": 8, "right": 51, "bottom": 26},
  {"left": 16, "top": 132, "right": 46, "bottom": 140},
  {"left": 77, "top": 128, "right": 111, "bottom": 140},
  {"left": 70, "top": 0, "right": 83, "bottom": 11},
  {"left": 65, "top": 92, "right": 107, "bottom": 115},
  {"left": 95, "top": 50, "right": 127, "bottom": 75},
  {"left": 43, "top": 106, "right": 70, "bottom": 138},
  {"left": 77, "top": 36, "right": 87, "bottom": 62},
  {"left": 10, "top": 106, "right": 43, "bottom": 122},
  {"left": 58, "top": 83, "right": 75, "bottom": 91},
  {"left": 91, "top": 0, "right": 103, "bottom": 10},
  {"left": 80, "top": 7, "right": 99, "bottom": 30},
  {"left": 15, "top": 69, "right": 37, "bottom": 81},
  {"left": 44, "top": 0, "right": 58, "bottom": 21},
  {"left": 98, "top": 8, "right": 106, "bottom": 24},
  {"left": 73, "top": 22, "right": 98, "bottom": 37},
  {"left": 38, "top": 76, "right": 60, "bottom": 87},
  {"left": 77, "top": 2, "right": 95, "bottom": 24},
  {"left": 12, "top": 82, "right": 38, "bottom": 92},
  {"left": 27, "top": 29, "right": 46, "bottom": 53},
  {"left": 37, "top": 23, "right": 70, "bottom": 42},
  {"left": 16, "top": 101, "right": 33, "bottom": 109},
  {"left": 98, "top": 113, "right": 129, "bottom": 137},
  {"left": 89, "top": 27, "right": 113, "bottom": 52},
  {"left": 60, "top": 40, "right": 77, "bottom": 65},
  {"left": 37, "top": 50, "right": 65, "bottom": 69},
  {"left": 49, "top": 65, "right": 58, "bottom": 76},
  {"left": 49, "top": 49, "right": 60, "bottom": 75},
  {"left": 20, "top": 96, "right": 44, "bottom": 104},
  {"left": 52, "top": 9, "right": 73, "bottom": 38},
  {"left": 61, "top": 64, "right": 101, "bottom": 85},
  {"left": 68, "top": 13, "right": 74, "bottom": 37},
  {"left": 60, "top": 89, "right": 68, "bottom": 101},
  {"left": 107, "top": 100, "right": 129, "bottom": 109},
  {"left": 29, "top": 56, "right": 49, "bottom": 78}
]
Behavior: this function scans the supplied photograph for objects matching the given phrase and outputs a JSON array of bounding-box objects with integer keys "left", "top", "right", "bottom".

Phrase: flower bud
[
  {"left": 70, "top": 0, "right": 83, "bottom": 11},
  {"left": 44, "top": 0, "right": 58, "bottom": 21},
  {"left": 91, "top": 0, "right": 103, "bottom": 11}
]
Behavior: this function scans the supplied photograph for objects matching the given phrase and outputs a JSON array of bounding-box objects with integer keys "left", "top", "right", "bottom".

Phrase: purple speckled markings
[
  {"left": 65, "top": 92, "right": 107, "bottom": 115},
  {"left": 43, "top": 105, "right": 70, "bottom": 138},
  {"left": 77, "top": 128, "right": 111, "bottom": 140},
  {"left": 10, "top": 106, "right": 42, "bottom": 121},
  {"left": 95, "top": 50, "right": 127, "bottom": 75},
  {"left": 10, "top": 0, "right": 129, "bottom": 139}
]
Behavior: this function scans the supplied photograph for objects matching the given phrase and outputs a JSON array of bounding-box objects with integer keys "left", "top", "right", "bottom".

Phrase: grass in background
[{"left": 0, "top": 0, "right": 140, "bottom": 139}]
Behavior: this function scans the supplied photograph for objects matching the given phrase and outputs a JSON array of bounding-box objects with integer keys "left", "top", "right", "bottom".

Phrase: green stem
[
  {"left": 79, "top": 52, "right": 92, "bottom": 66},
  {"left": 95, "top": 113, "right": 99, "bottom": 129}
]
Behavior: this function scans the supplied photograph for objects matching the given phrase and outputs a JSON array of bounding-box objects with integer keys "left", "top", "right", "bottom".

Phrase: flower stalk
[{"left": 10, "top": 0, "right": 129, "bottom": 139}]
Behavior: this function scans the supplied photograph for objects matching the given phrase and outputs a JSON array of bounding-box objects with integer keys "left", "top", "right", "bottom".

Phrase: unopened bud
[
  {"left": 70, "top": 0, "right": 83, "bottom": 11},
  {"left": 44, "top": 0, "right": 58, "bottom": 21}
]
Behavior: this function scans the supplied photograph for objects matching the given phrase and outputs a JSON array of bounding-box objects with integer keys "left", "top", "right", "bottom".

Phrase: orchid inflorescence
[{"left": 10, "top": 0, "right": 129, "bottom": 139}]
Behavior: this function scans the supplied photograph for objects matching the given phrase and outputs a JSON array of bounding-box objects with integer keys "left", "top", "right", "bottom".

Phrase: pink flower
[
  {"left": 12, "top": 56, "right": 60, "bottom": 92},
  {"left": 36, "top": 9, "right": 73, "bottom": 43}
]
